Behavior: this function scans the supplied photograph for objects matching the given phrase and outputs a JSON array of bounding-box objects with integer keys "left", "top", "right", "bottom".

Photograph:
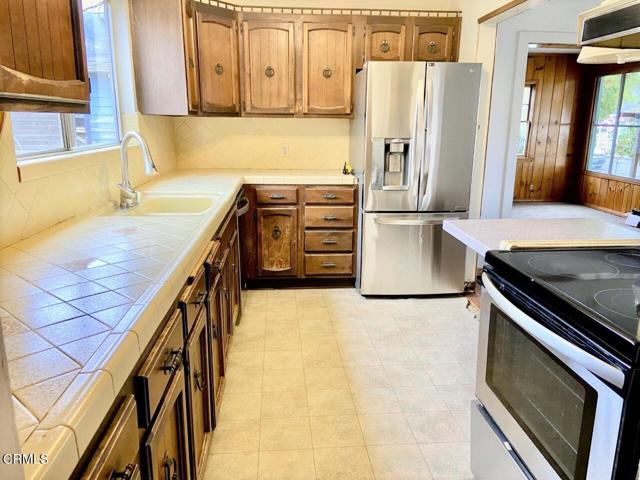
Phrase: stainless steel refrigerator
[{"left": 351, "top": 61, "right": 481, "bottom": 295}]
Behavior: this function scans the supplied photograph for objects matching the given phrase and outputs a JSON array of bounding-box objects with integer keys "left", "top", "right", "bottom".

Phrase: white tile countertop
[
  {"left": 0, "top": 169, "right": 356, "bottom": 479},
  {"left": 443, "top": 217, "right": 640, "bottom": 257}
]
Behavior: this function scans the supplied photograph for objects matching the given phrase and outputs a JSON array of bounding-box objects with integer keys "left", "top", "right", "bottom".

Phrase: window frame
[
  {"left": 584, "top": 66, "right": 640, "bottom": 182},
  {"left": 14, "top": 0, "right": 121, "bottom": 163},
  {"left": 517, "top": 81, "right": 537, "bottom": 160}
]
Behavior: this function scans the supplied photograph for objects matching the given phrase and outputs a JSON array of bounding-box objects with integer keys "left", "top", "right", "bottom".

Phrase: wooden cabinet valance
[
  {"left": 0, "top": 0, "right": 90, "bottom": 112},
  {"left": 131, "top": 1, "right": 461, "bottom": 117}
]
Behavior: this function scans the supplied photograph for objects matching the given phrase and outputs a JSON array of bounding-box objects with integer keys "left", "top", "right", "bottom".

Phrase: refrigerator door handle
[
  {"left": 409, "top": 77, "right": 426, "bottom": 203},
  {"left": 374, "top": 217, "right": 443, "bottom": 226},
  {"left": 419, "top": 72, "right": 435, "bottom": 211}
]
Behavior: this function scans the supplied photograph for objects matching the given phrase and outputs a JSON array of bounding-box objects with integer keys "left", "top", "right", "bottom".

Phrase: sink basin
[{"left": 121, "top": 196, "right": 217, "bottom": 216}]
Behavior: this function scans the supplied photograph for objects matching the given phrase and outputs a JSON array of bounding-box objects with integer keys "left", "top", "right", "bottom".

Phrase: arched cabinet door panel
[
  {"left": 302, "top": 22, "right": 354, "bottom": 116},
  {"left": 257, "top": 207, "right": 299, "bottom": 276},
  {"left": 197, "top": 11, "right": 240, "bottom": 114},
  {"left": 365, "top": 24, "right": 406, "bottom": 62},
  {"left": 242, "top": 21, "right": 295, "bottom": 114}
]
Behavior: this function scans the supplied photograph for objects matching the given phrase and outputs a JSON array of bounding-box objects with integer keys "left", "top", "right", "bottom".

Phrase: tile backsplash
[
  {"left": 174, "top": 116, "right": 349, "bottom": 171},
  {"left": 0, "top": 114, "right": 177, "bottom": 249}
]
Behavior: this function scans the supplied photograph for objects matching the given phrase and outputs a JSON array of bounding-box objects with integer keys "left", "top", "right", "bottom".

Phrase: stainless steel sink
[{"left": 120, "top": 195, "right": 218, "bottom": 216}]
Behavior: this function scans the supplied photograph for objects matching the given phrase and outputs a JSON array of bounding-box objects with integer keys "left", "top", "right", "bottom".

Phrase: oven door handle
[{"left": 482, "top": 273, "right": 625, "bottom": 389}]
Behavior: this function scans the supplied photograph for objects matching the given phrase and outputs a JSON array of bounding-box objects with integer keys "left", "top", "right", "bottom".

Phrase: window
[
  {"left": 518, "top": 83, "right": 536, "bottom": 157},
  {"left": 586, "top": 71, "right": 640, "bottom": 179},
  {"left": 11, "top": 0, "right": 119, "bottom": 159}
]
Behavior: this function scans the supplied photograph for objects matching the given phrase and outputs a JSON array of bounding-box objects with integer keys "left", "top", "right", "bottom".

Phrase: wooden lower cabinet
[
  {"left": 142, "top": 370, "right": 191, "bottom": 480},
  {"left": 240, "top": 184, "right": 357, "bottom": 282},
  {"left": 256, "top": 207, "right": 298, "bottom": 276},
  {"left": 186, "top": 309, "right": 211, "bottom": 480},
  {"left": 228, "top": 231, "right": 241, "bottom": 326},
  {"left": 81, "top": 396, "right": 140, "bottom": 480}
]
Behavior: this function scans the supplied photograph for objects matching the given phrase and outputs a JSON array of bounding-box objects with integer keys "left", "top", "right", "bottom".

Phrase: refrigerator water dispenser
[{"left": 371, "top": 138, "right": 410, "bottom": 190}]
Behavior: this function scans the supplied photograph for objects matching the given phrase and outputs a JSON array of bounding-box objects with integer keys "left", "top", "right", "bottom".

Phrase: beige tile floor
[{"left": 204, "top": 288, "right": 478, "bottom": 480}]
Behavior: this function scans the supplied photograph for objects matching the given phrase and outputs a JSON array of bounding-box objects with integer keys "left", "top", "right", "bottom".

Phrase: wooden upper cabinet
[
  {"left": 365, "top": 24, "right": 406, "bottom": 62},
  {"left": 197, "top": 11, "right": 240, "bottom": 114},
  {"left": 302, "top": 22, "right": 354, "bottom": 116},
  {"left": 242, "top": 21, "right": 295, "bottom": 114},
  {"left": 0, "top": 0, "right": 89, "bottom": 112},
  {"left": 257, "top": 207, "right": 298, "bottom": 276},
  {"left": 412, "top": 20, "right": 456, "bottom": 62}
]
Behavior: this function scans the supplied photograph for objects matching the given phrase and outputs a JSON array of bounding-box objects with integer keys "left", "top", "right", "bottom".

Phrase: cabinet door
[
  {"left": 183, "top": 0, "right": 200, "bottom": 113},
  {"left": 142, "top": 370, "right": 190, "bottom": 480},
  {"left": 302, "top": 23, "right": 354, "bottom": 115},
  {"left": 186, "top": 310, "right": 210, "bottom": 480},
  {"left": 0, "top": 0, "right": 89, "bottom": 112},
  {"left": 207, "top": 273, "right": 224, "bottom": 411},
  {"left": 365, "top": 24, "right": 406, "bottom": 62},
  {"left": 218, "top": 247, "right": 232, "bottom": 355},
  {"left": 228, "top": 230, "right": 241, "bottom": 326},
  {"left": 257, "top": 207, "right": 298, "bottom": 276},
  {"left": 81, "top": 396, "right": 140, "bottom": 480},
  {"left": 242, "top": 21, "right": 295, "bottom": 114},
  {"left": 412, "top": 22, "right": 455, "bottom": 62},
  {"left": 197, "top": 11, "right": 240, "bottom": 113}
]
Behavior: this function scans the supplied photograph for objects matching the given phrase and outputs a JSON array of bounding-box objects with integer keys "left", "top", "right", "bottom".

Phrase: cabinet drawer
[
  {"left": 304, "top": 186, "right": 355, "bottom": 204},
  {"left": 305, "top": 231, "right": 354, "bottom": 252},
  {"left": 81, "top": 396, "right": 140, "bottom": 480},
  {"left": 256, "top": 186, "right": 298, "bottom": 205},
  {"left": 305, "top": 254, "right": 353, "bottom": 276},
  {"left": 179, "top": 265, "right": 207, "bottom": 337},
  {"left": 305, "top": 206, "right": 355, "bottom": 228},
  {"left": 134, "top": 311, "right": 184, "bottom": 428}
]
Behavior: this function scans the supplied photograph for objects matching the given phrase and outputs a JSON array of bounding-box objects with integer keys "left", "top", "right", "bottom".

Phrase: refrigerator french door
[
  {"left": 351, "top": 61, "right": 481, "bottom": 295},
  {"left": 474, "top": 272, "right": 625, "bottom": 480}
]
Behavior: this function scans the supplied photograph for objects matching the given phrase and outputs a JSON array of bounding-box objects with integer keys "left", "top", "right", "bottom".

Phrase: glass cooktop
[{"left": 485, "top": 248, "right": 640, "bottom": 354}]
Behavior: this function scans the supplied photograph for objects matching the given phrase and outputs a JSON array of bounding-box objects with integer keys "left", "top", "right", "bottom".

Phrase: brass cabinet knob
[
  {"left": 379, "top": 40, "right": 390, "bottom": 53},
  {"left": 272, "top": 226, "right": 282, "bottom": 239},
  {"left": 265, "top": 65, "right": 275, "bottom": 77},
  {"left": 215, "top": 62, "right": 224, "bottom": 75},
  {"left": 427, "top": 41, "right": 438, "bottom": 54},
  {"left": 322, "top": 66, "right": 333, "bottom": 78}
]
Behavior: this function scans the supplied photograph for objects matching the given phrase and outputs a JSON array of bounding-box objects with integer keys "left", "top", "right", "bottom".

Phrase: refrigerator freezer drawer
[{"left": 358, "top": 212, "right": 467, "bottom": 295}]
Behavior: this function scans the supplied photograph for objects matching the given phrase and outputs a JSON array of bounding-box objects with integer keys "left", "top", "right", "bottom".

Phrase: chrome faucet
[{"left": 118, "top": 130, "right": 158, "bottom": 209}]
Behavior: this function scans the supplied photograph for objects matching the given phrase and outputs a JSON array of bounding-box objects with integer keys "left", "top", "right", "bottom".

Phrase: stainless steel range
[
  {"left": 473, "top": 248, "right": 640, "bottom": 480},
  {"left": 350, "top": 61, "right": 481, "bottom": 295}
]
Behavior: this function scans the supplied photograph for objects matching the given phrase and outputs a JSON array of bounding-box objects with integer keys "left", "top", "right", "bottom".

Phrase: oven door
[{"left": 477, "top": 273, "right": 624, "bottom": 480}]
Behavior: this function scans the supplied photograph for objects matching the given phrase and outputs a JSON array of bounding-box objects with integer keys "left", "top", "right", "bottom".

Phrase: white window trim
[{"left": 15, "top": 0, "right": 122, "bottom": 177}]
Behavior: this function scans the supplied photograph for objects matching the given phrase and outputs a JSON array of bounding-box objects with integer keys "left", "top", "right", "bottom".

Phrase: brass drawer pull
[
  {"left": 194, "top": 370, "right": 206, "bottom": 391},
  {"left": 161, "top": 348, "right": 183, "bottom": 375},
  {"left": 323, "top": 215, "right": 337, "bottom": 221},
  {"left": 322, "top": 66, "right": 333, "bottom": 78},
  {"left": 265, "top": 65, "right": 275, "bottom": 77},
  {"left": 192, "top": 290, "right": 207, "bottom": 307},
  {"left": 269, "top": 193, "right": 286, "bottom": 199},
  {"left": 322, "top": 238, "right": 338, "bottom": 245},
  {"left": 321, "top": 193, "right": 337, "bottom": 199},
  {"left": 380, "top": 40, "right": 390, "bottom": 53},
  {"left": 272, "top": 226, "right": 282, "bottom": 239},
  {"left": 322, "top": 261, "right": 336, "bottom": 268},
  {"left": 110, "top": 464, "right": 139, "bottom": 480},
  {"left": 427, "top": 41, "right": 438, "bottom": 54},
  {"left": 215, "top": 62, "right": 224, "bottom": 75},
  {"left": 162, "top": 454, "right": 178, "bottom": 480}
]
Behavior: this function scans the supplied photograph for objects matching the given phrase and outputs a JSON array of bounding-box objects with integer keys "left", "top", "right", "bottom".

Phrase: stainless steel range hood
[{"left": 578, "top": 0, "right": 640, "bottom": 48}]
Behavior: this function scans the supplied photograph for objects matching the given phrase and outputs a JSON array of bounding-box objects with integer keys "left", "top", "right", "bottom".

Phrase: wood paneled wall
[{"left": 513, "top": 54, "right": 582, "bottom": 202}]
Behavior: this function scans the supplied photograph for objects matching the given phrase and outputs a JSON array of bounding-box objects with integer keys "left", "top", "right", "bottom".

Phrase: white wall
[{"left": 479, "top": 0, "right": 600, "bottom": 220}]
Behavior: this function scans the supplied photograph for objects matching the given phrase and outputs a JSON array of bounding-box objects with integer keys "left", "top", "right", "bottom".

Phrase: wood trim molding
[
  {"left": 198, "top": 0, "right": 461, "bottom": 17},
  {"left": 478, "top": 0, "right": 527, "bottom": 24}
]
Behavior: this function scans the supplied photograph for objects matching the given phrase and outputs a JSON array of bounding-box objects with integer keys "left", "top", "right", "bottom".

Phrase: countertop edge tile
[{"left": 22, "top": 426, "right": 78, "bottom": 480}]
